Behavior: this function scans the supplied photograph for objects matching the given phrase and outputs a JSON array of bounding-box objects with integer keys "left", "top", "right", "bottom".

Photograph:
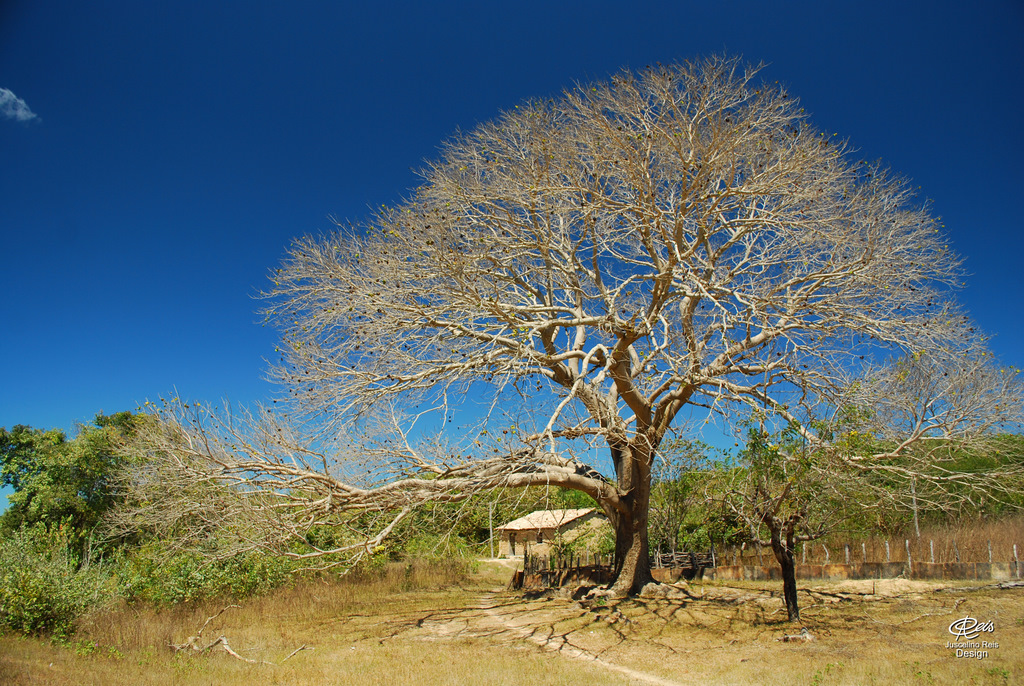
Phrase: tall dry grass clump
[
  {"left": 74, "top": 558, "right": 472, "bottom": 655},
  {"left": 722, "top": 515, "right": 1024, "bottom": 566}
]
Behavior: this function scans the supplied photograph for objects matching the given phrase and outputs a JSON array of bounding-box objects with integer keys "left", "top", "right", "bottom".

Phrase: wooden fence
[
  {"left": 719, "top": 538, "right": 1023, "bottom": 568},
  {"left": 710, "top": 537, "right": 1023, "bottom": 582},
  {"left": 512, "top": 538, "right": 1023, "bottom": 589},
  {"left": 652, "top": 550, "right": 716, "bottom": 569},
  {"left": 511, "top": 549, "right": 715, "bottom": 590}
]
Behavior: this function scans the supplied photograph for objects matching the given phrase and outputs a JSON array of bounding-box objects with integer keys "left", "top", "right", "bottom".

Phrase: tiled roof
[{"left": 497, "top": 508, "right": 596, "bottom": 531}]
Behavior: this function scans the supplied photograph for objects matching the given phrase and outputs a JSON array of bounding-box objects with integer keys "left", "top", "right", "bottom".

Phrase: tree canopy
[
  {"left": 0, "top": 412, "right": 138, "bottom": 540},
  {"left": 120, "top": 56, "right": 1020, "bottom": 594}
]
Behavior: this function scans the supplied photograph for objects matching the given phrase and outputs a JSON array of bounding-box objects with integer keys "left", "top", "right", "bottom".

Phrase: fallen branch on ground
[
  {"left": 170, "top": 604, "right": 314, "bottom": 665},
  {"left": 776, "top": 627, "right": 815, "bottom": 642},
  {"left": 868, "top": 597, "right": 967, "bottom": 627},
  {"left": 938, "top": 580, "right": 1024, "bottom": 592}
]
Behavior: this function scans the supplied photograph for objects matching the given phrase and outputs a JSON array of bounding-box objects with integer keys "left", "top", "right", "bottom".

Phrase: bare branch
[{"left": 115, "top": 57, "right": 1008, "bottom": 593}]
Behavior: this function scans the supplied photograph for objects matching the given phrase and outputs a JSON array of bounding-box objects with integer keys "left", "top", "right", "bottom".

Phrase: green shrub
[
  {"left": 0, "top": 525, "right": 114, "bottom": 637},
  {"left": 402, "top": 532, "right": 474, "bottom": 560},
  {"left": 117, "top": 543, "right": 293, "bottom": 605}
]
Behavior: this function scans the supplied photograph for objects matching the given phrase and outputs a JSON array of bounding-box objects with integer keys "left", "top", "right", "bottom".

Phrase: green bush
[
  {"left": 0, "top": 525, "right": 114, "bottom": 637},
  {"left": 402, "top": 532, "right": 474, "bottom": 560},
  {"left": 117, "top": 543, "right": 293, "bottom": 605}
]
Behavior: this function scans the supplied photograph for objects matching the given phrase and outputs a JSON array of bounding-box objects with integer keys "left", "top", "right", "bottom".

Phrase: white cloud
[{"left": 0, "top": 88, "right": 38, "bottom": 122}]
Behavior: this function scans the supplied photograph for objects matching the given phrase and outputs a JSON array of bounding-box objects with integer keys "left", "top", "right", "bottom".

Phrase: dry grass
[
  {"left": 838, "top": 515, "right": 1024, "bottom": 566},
  {"left": 0, "top": 560, "right": 622, "bottom": 686},
  {"left": 725, "top": 515, "right": 1024, "bottom": 567},
  {"left": 1, "top": 559, "right": 1022, "bottom": 685}
]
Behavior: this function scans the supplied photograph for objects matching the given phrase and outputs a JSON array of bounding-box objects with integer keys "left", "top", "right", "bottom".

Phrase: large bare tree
[{"left": 121, "top": 57, "right": 982, "bottom": 594}]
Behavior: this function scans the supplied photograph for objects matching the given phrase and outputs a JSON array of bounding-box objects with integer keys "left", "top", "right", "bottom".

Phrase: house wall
[{"left": 500, "top": 527, "right": 557, "bottom": 556}]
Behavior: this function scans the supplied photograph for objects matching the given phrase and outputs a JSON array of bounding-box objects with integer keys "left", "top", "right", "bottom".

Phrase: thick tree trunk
[
  {"left": 608, "top": 443, "right": 655, "bottom": 595},
  {"left": 610, "top": 497, "right": 654, "bottom": 595},
  {"left": 769, "top": 524, "right": 800, "bottom": 623}
]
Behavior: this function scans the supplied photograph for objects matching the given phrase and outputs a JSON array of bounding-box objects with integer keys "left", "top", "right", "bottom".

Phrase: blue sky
[{"left": 2, "top": 2, "right": 1022, "bottom": 456}]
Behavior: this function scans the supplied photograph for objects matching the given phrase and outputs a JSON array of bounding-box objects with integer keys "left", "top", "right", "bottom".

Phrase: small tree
[
  {"left": 726, "top": 350, "right": 1023, "bottom": 623},
  {"left": 121, "top": 56, "right": 986, "bottom": 594},
  {"left": 648, "top": 439, "right": 727, "bottom": 556},
  {"left": 724, "top": 425, "right": 863, "bottom": 623}
]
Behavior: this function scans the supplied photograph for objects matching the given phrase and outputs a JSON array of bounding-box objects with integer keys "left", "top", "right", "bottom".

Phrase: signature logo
[{"left": 948, "top": 616, "right": 995, "bottom": 640}]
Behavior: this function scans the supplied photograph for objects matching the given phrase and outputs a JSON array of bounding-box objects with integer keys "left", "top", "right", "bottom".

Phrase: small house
[{"left": 496, "top": 508, "right": 602, "bottom": 557}]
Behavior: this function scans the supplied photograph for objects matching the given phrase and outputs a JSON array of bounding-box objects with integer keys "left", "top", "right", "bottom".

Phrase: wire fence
[{"left": 720, "top": 537, "right": 1022, "bottom": 567}]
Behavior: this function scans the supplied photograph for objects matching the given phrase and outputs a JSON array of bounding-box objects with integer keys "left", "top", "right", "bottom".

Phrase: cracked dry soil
[{"left": 361, "top": 573, "right": 1024, "bottom": 686}]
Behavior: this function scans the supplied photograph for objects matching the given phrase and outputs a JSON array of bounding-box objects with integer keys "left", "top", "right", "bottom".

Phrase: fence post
[{"left": 905, "top": 539, "right": 912, "bottom": 576}]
